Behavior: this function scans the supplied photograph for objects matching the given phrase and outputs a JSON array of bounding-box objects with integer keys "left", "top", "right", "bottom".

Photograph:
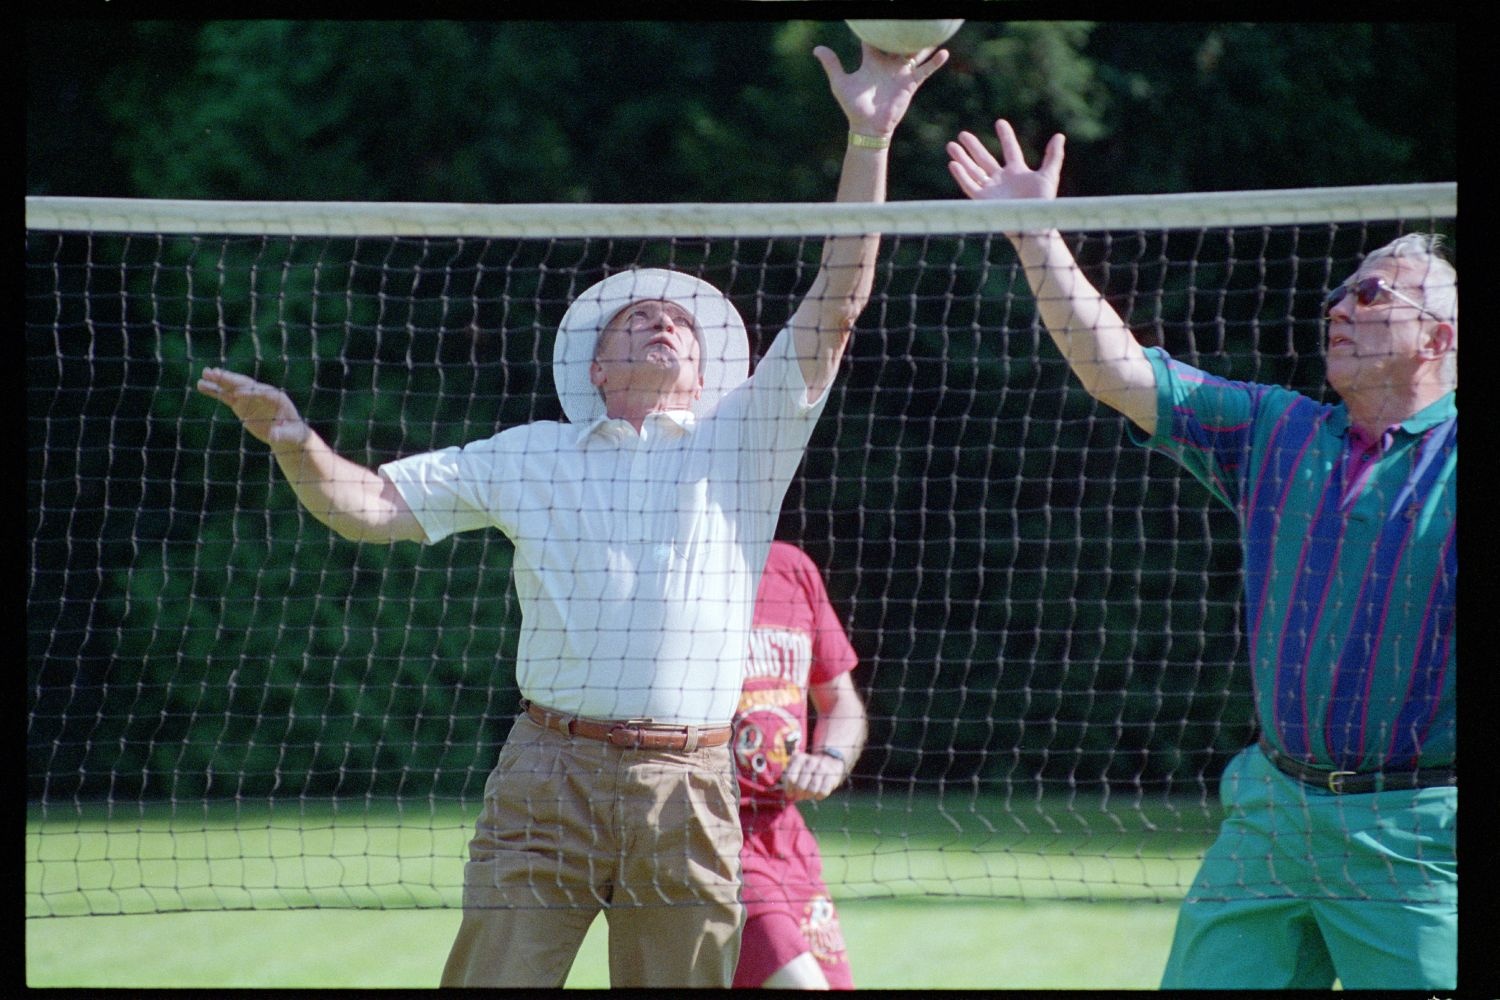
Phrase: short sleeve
[
  {"left": 378, "top": 431, "right": 526, "bottom": 543},
  {"left": 795, "top": 550, "right": 859, "bottom": 686},
  {"left": 1126, "top": 347, "right": 1288, "bottom": 511}
]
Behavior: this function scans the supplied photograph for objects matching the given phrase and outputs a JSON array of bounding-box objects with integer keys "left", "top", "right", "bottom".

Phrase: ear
[
  {"left": 589, "top": 359, "right": 606, "bottom": 389},
  {"left": 1421, "top": 321, "right": 1456, "bottom": 361}
]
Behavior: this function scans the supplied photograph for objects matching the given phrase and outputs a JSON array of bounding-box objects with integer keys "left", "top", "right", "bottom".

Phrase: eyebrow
[
  {"left": 595, "top": 302, "right": 703, "bottom": 357},
  {"left": 620, "top": 301, "right": 698, "bottom": 329}
]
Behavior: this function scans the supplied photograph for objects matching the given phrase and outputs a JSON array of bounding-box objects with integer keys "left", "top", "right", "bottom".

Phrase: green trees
[
  {"left": 31, "top": 20, "right": 1455, "bottom": 203},
  {"left": 27, "top": 19, "right": 1456, "bottom": 799}
]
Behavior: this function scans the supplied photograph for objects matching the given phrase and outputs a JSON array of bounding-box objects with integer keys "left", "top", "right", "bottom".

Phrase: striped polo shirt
[{"left": 1132, "top": 348, "right": 1456, "bottom": 772}]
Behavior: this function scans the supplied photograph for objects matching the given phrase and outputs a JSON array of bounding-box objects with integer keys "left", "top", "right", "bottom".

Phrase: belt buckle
[
  {"left": 608, "top": 719, "right": 655, "bottom": 749},
  {"left": 1327, "top": 769, "right": 1356, "bottom": 794}
]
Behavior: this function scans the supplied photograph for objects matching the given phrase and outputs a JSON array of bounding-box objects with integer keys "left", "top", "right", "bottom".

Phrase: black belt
[{"left": 1258, "top": 738, "right": 1455, "bottom": 795}]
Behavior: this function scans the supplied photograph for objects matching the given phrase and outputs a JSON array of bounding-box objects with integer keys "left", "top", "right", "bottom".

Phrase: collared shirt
[
  {"left": 379, "top": 327, "right": 828, "bottom": 725},
  {"left": 1132, "top": 347, "right": 1455, "bottom": 772}
]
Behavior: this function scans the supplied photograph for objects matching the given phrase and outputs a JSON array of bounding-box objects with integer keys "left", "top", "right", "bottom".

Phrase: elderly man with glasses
[{"left": 945, "top": 118, "right": 1457, "bottom": 990}]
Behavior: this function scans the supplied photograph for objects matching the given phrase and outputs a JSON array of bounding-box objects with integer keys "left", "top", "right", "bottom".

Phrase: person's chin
[
  {"left": 1326, "top": 362, "right": 1390, "bottom": 398},
  {"left": 1324, "top": 356, "right": 1356, "bottom": 391}
]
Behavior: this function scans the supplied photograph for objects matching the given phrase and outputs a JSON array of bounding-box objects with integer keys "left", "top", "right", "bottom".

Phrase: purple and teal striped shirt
[{"left": 1133, "top": 348, "right": 1455, "bottom": 772}]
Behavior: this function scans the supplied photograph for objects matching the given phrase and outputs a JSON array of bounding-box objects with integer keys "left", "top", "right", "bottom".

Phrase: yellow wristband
[{"left": 848, "top": 131, "right": 891, "bottom": 150}]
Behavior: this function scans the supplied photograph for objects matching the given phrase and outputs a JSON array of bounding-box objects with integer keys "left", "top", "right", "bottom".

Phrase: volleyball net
[{"left": 25, "top": 184, "right": 1456, "bottom": 917}]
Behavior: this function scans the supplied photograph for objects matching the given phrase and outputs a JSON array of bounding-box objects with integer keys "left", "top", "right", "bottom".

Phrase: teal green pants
[{"left": 1161, "top": 747, "right": 1456, "bottom": 990}]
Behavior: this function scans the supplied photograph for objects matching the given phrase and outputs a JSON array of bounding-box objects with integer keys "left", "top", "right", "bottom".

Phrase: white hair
[{"left": 1360, "top": 232, "right": 1457, "bottom": 383}]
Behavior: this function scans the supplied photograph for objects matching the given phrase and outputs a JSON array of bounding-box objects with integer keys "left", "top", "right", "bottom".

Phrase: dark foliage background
[{"left": 27, "top": 18, "right": 1456, "bottom": 803}]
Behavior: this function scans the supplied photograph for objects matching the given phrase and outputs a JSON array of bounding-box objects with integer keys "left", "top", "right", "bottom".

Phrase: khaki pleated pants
[{"left": 441, "top": 712, "right": 744, "bottom": 987}]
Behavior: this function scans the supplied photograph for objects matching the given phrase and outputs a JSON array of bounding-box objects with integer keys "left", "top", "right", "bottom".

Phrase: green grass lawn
[
  {"left": 26, "top": 897, "right": 1183, "bottom": 989},
  {"left": 26, "top": 791, "right": 1215, "bottom": 988}
]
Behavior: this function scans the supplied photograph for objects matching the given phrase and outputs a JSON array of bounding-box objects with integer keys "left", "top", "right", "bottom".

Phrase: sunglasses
[{"left": 1324, "top": 276, "right": 1445, "bottom": 321}]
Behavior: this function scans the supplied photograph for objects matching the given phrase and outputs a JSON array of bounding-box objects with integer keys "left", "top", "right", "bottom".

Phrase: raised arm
[
  {"left": 196, "top": 367, "right": 427, "bottom": 543},
  {"left": 788, "top": 43, "right": 948, "bottom": 400},
  {"left": 947, "top": 119, "right": 1158, "bottom": 435}
]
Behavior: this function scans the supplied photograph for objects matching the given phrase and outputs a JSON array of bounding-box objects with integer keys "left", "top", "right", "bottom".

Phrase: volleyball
[{"left": 845, "top": 19, "right": 964, "bottom": 57}]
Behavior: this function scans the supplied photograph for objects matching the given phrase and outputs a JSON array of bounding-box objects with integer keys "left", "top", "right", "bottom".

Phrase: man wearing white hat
[{"left": 197, "top": 41, "right": 945, "bottom": 988}]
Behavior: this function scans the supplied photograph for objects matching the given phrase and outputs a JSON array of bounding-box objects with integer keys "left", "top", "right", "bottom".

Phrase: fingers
[
  {"left": 855, "top": 40, "right": 909, "bottom": 71},
  {"left": 782, "top": 778, "right": 831, "bottom": 803},
  {"left": 947, "top": 159, "right": 977, "bottom": 199},
  {"left": 993, "top": 118, "right": 1027, "bottom": 168},
  {"left": 996, "top": 121, "right": 1066, "bottom": 176},
  {"left": 946, "top": 130, "right": 1003, "bottom": 199},
  {"left": 811, "top": 44, "right": 844, "bottom": 82},
  {"left": 196, "top": 367, "right": 289, "bottom": 416},
  {"left": 883, "top": 45, "right": 949, "bottom": 86},
  {"left": 1040, "top": 131, "right": 1067, "bottom": 181},
  {"left": 198, "top": 366, "right": 255, "bottom": 392},
  {"left": 957, "top": 130, "right": 1001, "bottom": 173},
  {"left": 196, "top": 366, "right": 240, "bottom": 398},
  {"left": 910, "top": 47, "right": 950, "bottom": 82},
  {"left": 892, "top": 45, "right": 949, "bottom": 83},
  {"left": 947, "top": 121, "right": 1069, "bottom": 201},
  {"left": 196, "top": 368, "right": 267, "bottom": 408},
  {"left": 780, "top": 753, "right": 844, "bottom": 801},
  {"left": 826, "top": 40, "right": 950, "bottom": 85},
  {"left": 946, "top": 146, "right": 988, "bottom": 199}
]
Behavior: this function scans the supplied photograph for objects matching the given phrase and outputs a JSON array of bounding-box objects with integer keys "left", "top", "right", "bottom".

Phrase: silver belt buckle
[{"left": 1327, "top": 770, "right": 1356, "bottom": 794}]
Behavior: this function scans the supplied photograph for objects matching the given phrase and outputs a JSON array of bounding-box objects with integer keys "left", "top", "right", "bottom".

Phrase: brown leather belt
[
  {"left": 523, "top": 700, "right": 731, "bottom": 752},
  {"left": 1258, "top": 737, "right": 1455, "bottom": 795}
]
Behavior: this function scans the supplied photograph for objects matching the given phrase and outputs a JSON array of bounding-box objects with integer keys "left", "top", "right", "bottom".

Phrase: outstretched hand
[
  {"left": 197, "top": 367, "right": 309, "bottom": 447},
  {"left": 813, "top": 42, "right": 949, "bottom": 140},
  {"left": 947, "top": 119, "right": 1065, "bottom": 203}
]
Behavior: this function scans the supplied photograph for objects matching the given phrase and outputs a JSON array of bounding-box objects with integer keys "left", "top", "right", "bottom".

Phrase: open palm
[
  {"left": 947, "top": 119, "right": 1064, "bottom": 203},
  {"left": 813, "top": 42, "right": 948, "bottom": 139},
  {"left": 196, "top": 367, "right": 307, "bottom": 446}
]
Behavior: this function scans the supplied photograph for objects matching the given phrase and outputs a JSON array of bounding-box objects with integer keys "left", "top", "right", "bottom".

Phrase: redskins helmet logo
[
  {"left": 732, "top": 705, "right": 803, "bottom": 794},
  {"left": 801, "top": 894, "right": 848, "bottom": 962}
]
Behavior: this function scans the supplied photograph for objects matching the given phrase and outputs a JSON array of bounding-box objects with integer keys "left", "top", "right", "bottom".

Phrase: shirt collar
[
  {"left": 1328, "top": 390, "right": 1456, "bottom": 440},
  {"left": 1402, "top": 391, "right": 1457, "bottom": 433},
  {"left": 575, "top": 408, "right": 696, "bottom": 446}
]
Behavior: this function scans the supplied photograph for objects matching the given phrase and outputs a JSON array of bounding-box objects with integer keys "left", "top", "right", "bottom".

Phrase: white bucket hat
[{"left": 553, "top": 268, "right": 750, "bottom": 424}]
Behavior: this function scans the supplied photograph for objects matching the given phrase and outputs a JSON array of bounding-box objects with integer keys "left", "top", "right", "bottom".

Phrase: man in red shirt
[{"left": 732, "top": 541, "right": 868, "bottom": 990}]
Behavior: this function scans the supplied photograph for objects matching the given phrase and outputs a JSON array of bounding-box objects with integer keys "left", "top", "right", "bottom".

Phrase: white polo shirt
[{"left": 379, "top": 327, "right": 828, "bottom": 725}]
